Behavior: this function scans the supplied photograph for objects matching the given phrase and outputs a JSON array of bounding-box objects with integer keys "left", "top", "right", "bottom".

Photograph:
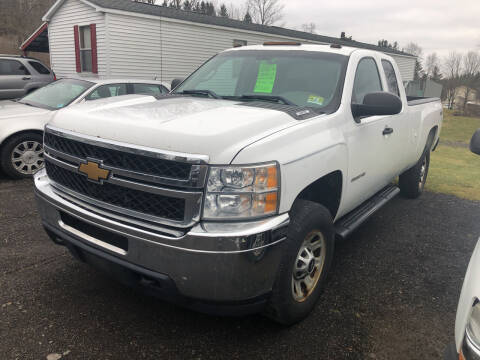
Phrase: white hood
[
  {"left": 49, "top": 95, "right": 301, "bottom": 163},
  {"left": 0, "top": 100, "right": 51, "bottom": 120}
]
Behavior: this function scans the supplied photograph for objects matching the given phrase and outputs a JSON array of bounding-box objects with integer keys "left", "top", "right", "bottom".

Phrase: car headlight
[
  {"left": 203, "top": 162, "right": 279, "bottom": 220},
  {"left": 467, "top": 301, "right": 480, "bottom": 350}
]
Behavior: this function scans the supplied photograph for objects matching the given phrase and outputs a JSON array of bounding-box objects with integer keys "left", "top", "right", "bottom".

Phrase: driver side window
[{"left": 352, "top": 58, "right": 382, "bottom": 104}]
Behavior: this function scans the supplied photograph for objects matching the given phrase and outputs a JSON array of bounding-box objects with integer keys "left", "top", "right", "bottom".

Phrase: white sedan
[
  {"left": 0, "top": 78, "right": 170, "bottom": 178},
  {"left": 445, "top": 129, "right": 480, "bottom": 360}
]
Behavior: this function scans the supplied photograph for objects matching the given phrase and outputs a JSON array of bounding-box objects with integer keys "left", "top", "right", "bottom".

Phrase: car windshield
[
  {"left": 174, "top": 50, "right": 348, "bottom": 113},
  {"left": 18, "top": 79, "right": 94, "bottom": 110}
]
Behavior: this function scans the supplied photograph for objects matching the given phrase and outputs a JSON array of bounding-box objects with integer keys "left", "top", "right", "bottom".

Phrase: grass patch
[
  {"left": 440, "top": 109, "right": 480, "bottom": 144},
  {"left": 422, "top": 110, "right": 480, "bottom": 200},
  {"left": 426, "top": 144, "right": 480, "bottom": 201}
]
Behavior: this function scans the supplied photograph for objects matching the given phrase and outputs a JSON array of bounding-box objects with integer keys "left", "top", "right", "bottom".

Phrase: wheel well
[
  {"left": 0, "top": 130, "right": 43, "bottom": 149},
  {"left": 425, "top": 126, "right": 438, "bottom": 153},
  {"left": 296, "top": 170, "right": 342, "bottom": 218}
]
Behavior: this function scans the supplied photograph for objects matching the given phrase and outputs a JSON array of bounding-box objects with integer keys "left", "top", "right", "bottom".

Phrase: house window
[
  {"left": 233, "top": 39, "right": 247, "bottom": 48},
  {"left": 79, "top": 26, "right": 92, "bottom": 72}
]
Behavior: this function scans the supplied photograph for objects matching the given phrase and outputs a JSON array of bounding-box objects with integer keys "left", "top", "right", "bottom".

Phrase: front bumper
[{"left": 34, "top": 169, "right": 288, "bottom": 311}]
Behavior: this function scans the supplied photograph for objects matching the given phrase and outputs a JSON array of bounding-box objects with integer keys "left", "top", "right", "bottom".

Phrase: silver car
[{"left": 0, "top": 55, "right": 55, "bottom": 100}]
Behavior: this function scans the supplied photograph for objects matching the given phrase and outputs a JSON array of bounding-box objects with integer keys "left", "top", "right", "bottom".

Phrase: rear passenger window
[
  {"left": 132, "top": 83, "right": 167, "bottom": 96},
  {"left": 29, "top": 61, "right": 51, "bottom": 75},
  {"left": 86, "top": 83, "right": 127, "bottom": 100},
  {"left": 352, "top": 57, "right": 382, "bottom": 104},
  {"left": 381, "top": 60, "right": 400, "bottom": 97},
  {"left": 0, "top": 59, "right": 30, "bottom": 76}
]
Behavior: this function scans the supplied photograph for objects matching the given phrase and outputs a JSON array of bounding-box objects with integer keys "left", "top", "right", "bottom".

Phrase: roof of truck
[{"left": 227, "top": 43, "right": 374, "bottom": 57}]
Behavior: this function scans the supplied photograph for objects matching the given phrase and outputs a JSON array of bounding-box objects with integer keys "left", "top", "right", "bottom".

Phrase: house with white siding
[{"left": 21, "top": 0, "right": 417, "bottom": 83}]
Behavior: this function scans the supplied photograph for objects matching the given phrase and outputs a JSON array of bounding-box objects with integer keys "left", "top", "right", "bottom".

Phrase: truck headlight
[
  {"left": 203, "top": 162, "right": 279, "bottom": 220},
  {"left": 466, "top": 301, "right": 480, "bottom": 350}
]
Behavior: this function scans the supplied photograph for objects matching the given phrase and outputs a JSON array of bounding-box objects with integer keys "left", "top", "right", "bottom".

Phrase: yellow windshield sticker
[
  {"left": 254, "top": 62, "right": 277, "bottom": 93},
  {"left": 307, "top": 95, "right": 324, "bottom": 106}
]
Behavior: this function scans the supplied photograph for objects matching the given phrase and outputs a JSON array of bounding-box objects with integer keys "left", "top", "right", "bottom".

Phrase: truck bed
[{"left": 407, "top": 96, "right": 441, "bottom": 106}]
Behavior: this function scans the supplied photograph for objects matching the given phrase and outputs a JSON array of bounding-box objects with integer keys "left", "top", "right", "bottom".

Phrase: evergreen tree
[
  {"left": 205, "top": 2, "right": 215, "bottom": 16},
  {"left": 220, "top": 4, "right": 228, "bottom": 17},
  {"left": 183, "top": 0, "right": 191, "bottom": 10},
  {"left": 243, "top": 11, "right": 252, "bottom": 23},
  {"left": 414, "top": 60, "right": 424, "bottom": 81},
  {"left": 431, "top": 65, "right": 443, "bottom": 82}
]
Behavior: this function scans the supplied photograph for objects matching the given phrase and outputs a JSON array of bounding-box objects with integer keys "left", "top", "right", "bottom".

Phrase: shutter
[
  {"left": 73, "top": 25, "right": 81, "bottom": 73},
  {"left": 90, "top": 24, "right": 98, "bottom": 74}
]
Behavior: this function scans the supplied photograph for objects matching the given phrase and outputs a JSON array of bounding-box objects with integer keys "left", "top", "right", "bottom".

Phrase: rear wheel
[
  {"left": 0, "top": 133, "right": 44, "bottom": 179},
  {"left": 265, "top": 200, "right": 335, "bottom": 325},
  {"left": 399, "top": 151, "right": 430, "bottom": 199}
]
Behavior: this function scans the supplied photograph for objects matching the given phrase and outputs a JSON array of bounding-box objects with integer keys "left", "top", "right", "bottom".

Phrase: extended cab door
[
  {"left": 379, "top": 58, "right": 417, "bottom": 173},
  {"left": 343, "top": 54, "right": 400, "bottom": 208}
]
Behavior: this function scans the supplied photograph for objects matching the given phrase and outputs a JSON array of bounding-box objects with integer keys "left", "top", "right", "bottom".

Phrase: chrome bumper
[{"left": 34, "top": 169, "right": 288, "bottom": 303}]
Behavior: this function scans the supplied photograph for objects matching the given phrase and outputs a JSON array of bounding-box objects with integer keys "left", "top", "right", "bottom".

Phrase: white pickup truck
[{"left": 34, "top": 43, "right": 442, "bottom": 324}]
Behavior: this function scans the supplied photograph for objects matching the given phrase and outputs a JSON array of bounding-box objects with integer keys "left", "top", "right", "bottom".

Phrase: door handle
[
  {"left": 22, "top": 77, "right": 31, "bottom": 80},
  {"left": 383, "top": 127, "right": 394, "bottom": 135}
]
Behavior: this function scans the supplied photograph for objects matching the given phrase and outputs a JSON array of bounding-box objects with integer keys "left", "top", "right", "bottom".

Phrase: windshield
[
  {"left": 19, "top": 79, "right": 94, "bottom": 110},
  {"left": 175, "top": 50, "right": 348, "bottom": 113}
]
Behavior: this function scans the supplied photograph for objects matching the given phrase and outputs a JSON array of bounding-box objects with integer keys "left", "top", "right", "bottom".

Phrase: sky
[{"left": 226, "top": 0, "right": 480, "bottom": 62}]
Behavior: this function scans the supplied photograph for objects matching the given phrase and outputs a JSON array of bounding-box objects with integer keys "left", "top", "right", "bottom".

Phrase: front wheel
[
  {"left": 265, "top": 200, "right": 335, "bottom": 325},
  {"left": 399, "top": 151, "right": 430, "bottom": 199},
  {"left": 0, "top": 133, "right": 44, "bottom": 179}
]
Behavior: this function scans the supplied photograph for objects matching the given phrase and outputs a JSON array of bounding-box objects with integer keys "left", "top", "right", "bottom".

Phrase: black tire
[
  {"left": 265, "top": 199, "right": 335, "bottom": 325},
  {"left": 399, "top": 151, "right": 430, "bottom": 199},
  {"left": 0, "top": 132, "right": 44, "bottom": 179}
]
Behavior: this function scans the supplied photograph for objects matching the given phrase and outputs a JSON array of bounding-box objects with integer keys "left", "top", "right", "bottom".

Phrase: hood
[
  {"left": 0, "top": 100, "right": 52, "bottom": 120},
  {"left": 49, "top": 95, "right": 302, "bottom": 163}
]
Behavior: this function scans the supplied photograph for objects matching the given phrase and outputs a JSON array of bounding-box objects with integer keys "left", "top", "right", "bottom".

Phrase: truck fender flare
[{"left": 422, "top": 126, "right": 438, "bottom": 159}]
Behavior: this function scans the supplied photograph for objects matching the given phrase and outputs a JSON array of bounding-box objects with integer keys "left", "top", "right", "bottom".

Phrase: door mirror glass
[
  {"left": 351, "top": 91, "right": 402, "bottom": 122},
  {"left": 171, "top": 78, "right": 184, "bottom": 90},
  {"left": 470, "top": 129, "right": 480, "bottom": 155}
]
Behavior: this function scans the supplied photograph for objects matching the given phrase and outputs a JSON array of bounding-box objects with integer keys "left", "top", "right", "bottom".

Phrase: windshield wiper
[
  {"left": 178, "top": 89, "right": 220, "bottom": 99},
  {"left": 235, "top": 94, "right": 296, "bottom": 106}
]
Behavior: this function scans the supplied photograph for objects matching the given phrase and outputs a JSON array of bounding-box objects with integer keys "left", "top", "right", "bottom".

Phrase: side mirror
[
  {"left": 470, "top": 129, "right": 480, "bottom": 155},
  {"left": 171, "top": 78, "right": 184, "bottom": 90},
  {"left": 351, "top": 92, "right": 402, "bottom": 122}
]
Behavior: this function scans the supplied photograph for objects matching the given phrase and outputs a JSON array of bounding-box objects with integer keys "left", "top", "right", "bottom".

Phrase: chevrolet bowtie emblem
[{"left": 78, "top": 161, "right": 110, "bottom": 182}]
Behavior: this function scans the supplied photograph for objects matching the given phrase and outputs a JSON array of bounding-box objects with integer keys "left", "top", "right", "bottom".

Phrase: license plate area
[{"left": 59, "top": 212, "right": 128, "bottom": 255}]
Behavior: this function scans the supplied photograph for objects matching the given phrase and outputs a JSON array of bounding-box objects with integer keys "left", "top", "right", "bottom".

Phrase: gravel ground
[{"left": 1, "top": 175, "right": 479, "bottom": 360}]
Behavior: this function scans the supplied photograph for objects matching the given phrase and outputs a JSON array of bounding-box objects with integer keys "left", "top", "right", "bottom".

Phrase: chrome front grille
[
  {"left": 44, "top": 132, "right": 193, "bottom": 181},
  {"left": 43, "top": 126, "right": 208, "bottom": 228}
]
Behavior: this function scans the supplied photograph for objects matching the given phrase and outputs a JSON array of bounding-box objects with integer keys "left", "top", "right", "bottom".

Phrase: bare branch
[{"left": 247, "top": 0, "right": 284, "bottom": 25}]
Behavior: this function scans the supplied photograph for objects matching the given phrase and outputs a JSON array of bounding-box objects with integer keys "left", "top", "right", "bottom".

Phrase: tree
[
  {"left": 461, "top": 51, "right": 480, "bottom": 112},
  {"left": 442, "top": 51, "right": 463, "bottom": 109},
  {"left": 0, "top": 0, "right": 56, "bottom": 46},
  {"left": 431, "top": 65, "right": 443, "bottom": 82},
  {"left": 134, "top": 0, "right": 156, "bottom": 4},
  {"left": 425, "top": 53, "right": 440, "bottom": 78},
  {"left": 205, "top": 2, "right": 216, "bottom": 16},
  {"left": 219, "top": 4, "right": 228, "bottom": 17},
  {"left": 168, "top": 0, "right": 181, "bottom": 8},
  {"left": 301, "top": 23, "right": 316, "bottom": 34},
  {"left": 243, "top": 11, "right": 253, "bottom": 23},
  {"left": 247, "top": 0, "right": 284, "bottom": 25},
  {"left": 377, "top": 39, "right": 398, "bottom": 50},
  {"left": 404, "top": 42, "right": 424, "bottom": 81}
]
